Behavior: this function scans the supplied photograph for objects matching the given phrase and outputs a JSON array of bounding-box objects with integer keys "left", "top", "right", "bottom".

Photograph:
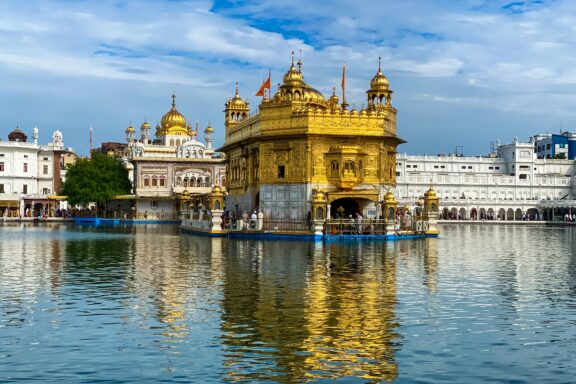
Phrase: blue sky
[{"left": 1, "top": 0, "right": 576, "bottom": 156}]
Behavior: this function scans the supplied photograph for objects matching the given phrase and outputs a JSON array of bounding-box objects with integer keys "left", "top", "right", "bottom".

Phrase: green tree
[{"left": 61, "top": 153, "right": 132, "bottom": 209}]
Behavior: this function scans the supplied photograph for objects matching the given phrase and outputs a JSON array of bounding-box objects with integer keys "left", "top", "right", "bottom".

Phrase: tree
[{"left": 61, "top": 153, "right": 132, "bottom": 209}]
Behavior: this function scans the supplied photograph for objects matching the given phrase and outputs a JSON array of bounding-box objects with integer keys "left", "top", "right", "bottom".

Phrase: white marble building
[
  {"left": 0, "top": 127, "right": 73, "bottom": 217},
  {"left": 395, "top": 138, "right": 576, "bottom": 221},
  {"left": 112, "top": 94, "right": 226, "bottom": 220}
]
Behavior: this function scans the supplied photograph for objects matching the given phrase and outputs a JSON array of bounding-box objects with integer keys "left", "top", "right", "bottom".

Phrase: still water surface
[{"left": 1, "top": 223, "right": 575, "bottom": 383}]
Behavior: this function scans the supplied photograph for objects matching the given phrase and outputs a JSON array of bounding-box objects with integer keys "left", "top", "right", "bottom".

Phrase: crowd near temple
[{"left": 2, "top": 54, "right": 576, "bottom": 233}]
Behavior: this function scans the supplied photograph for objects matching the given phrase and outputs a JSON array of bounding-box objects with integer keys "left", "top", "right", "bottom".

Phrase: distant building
[
  {"left": 396, "top": 137, "right": 576, "bottom": 221},
  {"left": 0, "top": 126, "right": 75, "bottom": 217},
  {"left": 113, "top": 94, "right": 226, "bottom": 220},
  {"left": 531, "top": 131, "right": 576, "bottom": 160}
]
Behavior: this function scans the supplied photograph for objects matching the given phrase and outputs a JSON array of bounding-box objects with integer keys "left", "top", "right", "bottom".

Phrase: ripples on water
[{"left": 1, "top": 223, "right": 576, "bottom": 383}]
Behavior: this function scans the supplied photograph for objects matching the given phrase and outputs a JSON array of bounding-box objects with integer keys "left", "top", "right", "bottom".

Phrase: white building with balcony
[
  {"left": 0, "top": 127, "right": 73, "bottom": 218},
  {"left": 109, "top": 94, "right": 226, "bottom": 220},
  {"left": 395, "top": 138, "right": 576, "bottom": 221}
]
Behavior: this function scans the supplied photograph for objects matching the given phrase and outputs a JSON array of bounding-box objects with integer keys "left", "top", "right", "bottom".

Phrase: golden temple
[{"left": 219, "top": 55, "right": 405, "bottom": 220}]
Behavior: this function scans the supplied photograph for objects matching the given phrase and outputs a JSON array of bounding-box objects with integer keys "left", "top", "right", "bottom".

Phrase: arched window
[
  {"left": 152, "top": 176, "right": 158, "bottom": 187},
  {"left": 176, "top": 177, "right": 182, "bottom": 186},
  {"left": 197, "top": 177, "right": 203, "bottom": 187},
  {"left": 176, "top": 139, "right": 180, "bottom": 146},
  {"left": 344, "top": 160, "right": 355, "bottom": 175},
  {"left": 170, "top": 139, "right": 175, "bottom": 146},
  {"left": 205, "top": 176, "right": 211, "bottom": 186},
  {"left": 183, "top": 177, "right": 188, "bottom": 187},
  {"left": 159, "top": 177, "right": 165, "bottom": 187},
  {"left": 144, "top": 177, "right": 150, "bottom": 187}
]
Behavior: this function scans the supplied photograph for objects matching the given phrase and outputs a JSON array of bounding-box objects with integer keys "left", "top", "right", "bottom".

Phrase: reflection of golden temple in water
[{"left": 220, "top": 240, "right": 406, "bottom": 382}]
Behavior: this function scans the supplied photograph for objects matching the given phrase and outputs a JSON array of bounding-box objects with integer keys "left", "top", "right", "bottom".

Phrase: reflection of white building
[
  {"left": 396, "top": 138, "right": 576, "bottom": 221},
  {"left": 115, "top": 94, "right": 226, "bottom": 220},
  {"left": 0, "top": 127, "right": 73, "bottom": 218}
]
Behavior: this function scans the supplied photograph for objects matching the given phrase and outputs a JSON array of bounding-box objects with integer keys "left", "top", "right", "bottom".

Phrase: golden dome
[
  {"left": 425, "top": 186, "right": 437, "bottom": 198},
  {"left": 370, "top": 67, "right": 389, "bottom": 89},
  {"left": 384, "top": 191, "right": 396, "bottom": 203},
  {"left": 159, "top": 93, "right": 188, "bottom": 136},
  {"left": 125, "top": 124, "right": 135, "bottom": 133},
  {"left": 205, "top": 124, "right": 214, "bottom": 134},
  {"left": 329, "top": 87, "right": 339, "bottom": 104},
  {"left": 228, "top": 83, "right": 247, "bottom": 108},
  {"left": 283, "top": 62, "right": 304, "bottom": 86},
  {"left": 140, "top": 121, "right": 150, "bottom": 129}
]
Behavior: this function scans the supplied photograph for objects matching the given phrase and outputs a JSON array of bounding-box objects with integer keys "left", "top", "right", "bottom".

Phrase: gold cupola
[
  {"left": 224, "top": 83, "right": 250, "bottom": 131},
  {"left": 158, "top": 93, "right": 188, "bottom": 137},
  {"left": 274, "top": 52, "right": 326, "bottom": 107},
  {"left": 125, "top": 123, "right": 136, "bottom": 143},
  {"left": 367, "top": 57, "right": 393, "bottom": 111}
]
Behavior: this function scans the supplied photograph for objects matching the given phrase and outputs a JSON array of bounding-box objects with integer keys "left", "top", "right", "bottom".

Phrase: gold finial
[
  {"left": 332, "top": 86, "right": 336, "bottom": 95},
  {"left": 171, "top": 93, "right": 176, "bottom": 108},
  {"left": 378, "top": 56, "right": 381, "bottom": 70},
  {"left": 297, "top": 49, "right": 302, "bottom": 72},
  {"left": 235, "top": 81, "right": 239, "bottom": 96},
  {"left": 291, "top": 50, "right": 294, "bottom": 65}
]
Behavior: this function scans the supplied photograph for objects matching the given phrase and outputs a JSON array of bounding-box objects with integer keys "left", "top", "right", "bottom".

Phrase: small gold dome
[
  {"left": 182, "top": 189, "right": 190, "bottom": 198},
  {"left": 283, "top": 62, "right": 304, "bottom": 86},
  {"left": 205, "top": 125, "right": 214, "bottom": 133},
  {"left": 140, "top": 121, "right": 150, "bottom": 129},
  {"left": 385, "top": 191, "right": 396, "bottom": 202},
  {"left": 425, "top": 186, "right": 437, "bottom": 198},
  {"left": 370, "top": 67, "right": 389, "bottom": 89},
  {"left": 125, "top": 124, "right": 135, "bottom": 133},
  {"left": 329, "top": 87, "right": 339, "bottom": 104}
]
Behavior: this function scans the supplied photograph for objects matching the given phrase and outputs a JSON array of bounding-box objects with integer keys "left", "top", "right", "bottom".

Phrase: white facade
[
  {"left": 112, "top": 95, "right": 226, "bottom": 220},
  {"left": 395, "top": 138, "right": 576, "bottom": 220},
  {"left": 0, "top": 127, "right": 72, "bottom": 217}
]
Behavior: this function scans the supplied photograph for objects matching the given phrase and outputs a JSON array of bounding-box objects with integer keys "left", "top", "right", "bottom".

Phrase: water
[{"left": 1, "top": 223, "right": 575, "bottom": 383}]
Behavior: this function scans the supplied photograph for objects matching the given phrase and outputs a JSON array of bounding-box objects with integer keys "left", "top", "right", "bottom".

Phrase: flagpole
[
  {"left": 89, "top": 127, "right": 93, "bottom": 159},
  {"left": 341, "top": 63, "right": 348, "bottom": 110}
]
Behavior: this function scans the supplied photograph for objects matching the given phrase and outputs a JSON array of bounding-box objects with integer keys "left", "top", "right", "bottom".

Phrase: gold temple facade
[{"left": 219, "top": 57, "right": 404, "bottom": 220}]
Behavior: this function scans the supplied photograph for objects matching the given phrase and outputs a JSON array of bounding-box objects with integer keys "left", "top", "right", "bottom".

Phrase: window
[
  {"left": 152, "top": 177, "right": 158, "bottom": 187},
  {"left": 519, "top": 174, "right": 528, "bottom": 180},
  {"left": 489, "top": 166, "right": 493, "bottom": 170},
  {"left": 547, "top": 144, "right": 551, "bottom": 150},
  {"left": 0, "top": 184, "right": 4, "bottom": 193},
  {"left": 413, "top": 165, "right": 418, "bottom": 168},
  {"left": 440, "top": 165, "right": 445, "bottom": 169},
  {"left": 159, "top": 177, "right": 165, "bottom": 187},
  {"left": 406, "top": 165, "right": 411, "bottom": 168},
  {"left": 434, "top": 165, "right": 438, "bottom": 169},
  {"left": 144, "top": 177, "right": 150, "bottom": 187},
  {"left": 43, "top": 165, "right": 48, "bottom": 174},
  {"left": 43, "top": 188, "right": 50, "bottom": 195},
  {"left": 23, "top": 155, "right": 28, "bottom": 158},
  {"left": 23, "top": 163, "right": 28, "bottom": 173},
  {"left": 278, "top": 165, "right": 285, "bottom": 178},
  {"left": 396, "top": 172, "right": 401, "bottom": 176},
  {"left": 330, "top": 160, "right": 340, "bottom": 176},
  {"left": 468, "top": 166, "right": 472, "bottom": 169},
  {"left": 495, "top": 167, "right": 500, "bottom": 170},
  {"left": 43, "top": 157, "right": 48, "bottom": 161},
  {"left": 461, "top": 166, "right": 466, "bottom": 169},
  {"left": 22, "top": 184, "right": 27, "bottom": 194},
  {"left": 0, "top": 154, "right": 4, "bottom": 157},
  {"left": 0, "top": 162, "right": 3, "bottom": 172}
]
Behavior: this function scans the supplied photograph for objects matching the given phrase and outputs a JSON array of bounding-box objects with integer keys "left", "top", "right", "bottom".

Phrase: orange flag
[{"left": 256, "top": 71, "right": 271, "bottom": 97}]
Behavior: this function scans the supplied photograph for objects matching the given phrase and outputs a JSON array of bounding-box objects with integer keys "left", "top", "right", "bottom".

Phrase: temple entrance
[{"left": 330, "top": 198, "right": 360, "bottom": 218}]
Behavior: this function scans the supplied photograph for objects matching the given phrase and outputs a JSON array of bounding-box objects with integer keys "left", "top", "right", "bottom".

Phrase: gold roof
[
  {"left": 369, "top": 58, "right": 389, "bottom": 90},
  {"left": 125, "top": 124, "right": 135, "bottom": 133},
  {"left": 158, "top": 93, "right": 188, "bottom": 136},
  {"left": 228, "top": 83, "right": 248, "bottom": 108}
]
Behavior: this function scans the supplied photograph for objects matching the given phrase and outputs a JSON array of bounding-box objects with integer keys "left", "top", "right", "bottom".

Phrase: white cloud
[{"left": 2, "top": 0, "right": 576, "bottom": 156}]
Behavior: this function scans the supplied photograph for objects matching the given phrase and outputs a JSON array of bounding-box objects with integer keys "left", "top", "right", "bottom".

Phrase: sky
[{"left": 2, "top": 0, "right": 576, "bottom": 157}]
